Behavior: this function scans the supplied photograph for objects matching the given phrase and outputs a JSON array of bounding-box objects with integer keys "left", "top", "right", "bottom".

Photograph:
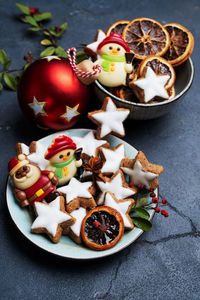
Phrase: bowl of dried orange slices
[{"left": 91, "top": 18, "right": 194, "bottom": 120}]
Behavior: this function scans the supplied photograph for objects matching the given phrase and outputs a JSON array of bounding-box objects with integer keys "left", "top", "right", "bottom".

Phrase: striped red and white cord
[{"left": 67, "top": 47, "right": 102, "bottom": 78}]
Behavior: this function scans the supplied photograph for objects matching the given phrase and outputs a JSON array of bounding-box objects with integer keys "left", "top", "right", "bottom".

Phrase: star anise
[{"left": 83, "top": 156, "right": 105, "bottom": 182}]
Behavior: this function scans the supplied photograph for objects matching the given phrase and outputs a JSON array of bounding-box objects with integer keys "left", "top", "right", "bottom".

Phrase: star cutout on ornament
[
  {"left": 96, "top": 169, "right": 137, "bottom": 205},
  {"left": 88, "top": 97, "right": 130, "bottom": 139},
  {"left": 28, "top": 96, "right": 47, "bottom": 117},
  {"left": 31, "top": 196, "right": 74, "bottom": 243},
  {"left": 120, "top": 151, "right": 164, "bottom": 190},
  {"left": 42, "top": 56, "right": 61, "bottom": 62},
  {"left": 72, "top": 131, "right": 109, "bottom": 158},
  {"left": 100, "top": 143, "right": 125, "bottom": 175},
  {"left": 132, "top": 67, "right": 170, "bottom": 103},
  {"left": 85, "top": 29, "right": 106, "bottom": 57},
  {"left": 60, "top": 104, "right": 80, "bottom": 122},
  {"left": 57, "top": 177, "right": 96, "bottom": 213},
  {"left": 104, "top": 192, "right": 134, "bottom": 229}
]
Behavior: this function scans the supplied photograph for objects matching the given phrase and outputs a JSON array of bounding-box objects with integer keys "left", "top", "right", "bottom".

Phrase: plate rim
[{"left": 6, "top": 128, "right": 156, "bottom": 260}]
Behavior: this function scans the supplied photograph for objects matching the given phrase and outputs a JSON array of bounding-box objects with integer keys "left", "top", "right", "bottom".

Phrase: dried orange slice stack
[
  {"left": 106, "top": 20, "right": 129, "bottom": 36},
  {"left": 122, "top": 17, "right": 170, "bottom": 60},
  {"left": 163, "top": 23, "right": 194, "bottom": 66},
  {"left": 81, "top": 206, "right": 124, "bottom": 250}
]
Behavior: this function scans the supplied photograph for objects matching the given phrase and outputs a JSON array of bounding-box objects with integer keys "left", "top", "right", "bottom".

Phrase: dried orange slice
[
  {"left": 106, "top": 20, "right": 130, "bottom": 36},
  {"left": 138, "top": 56, "right": 175, "bottom": 89},
  {"left": 81, "top": 206, "right": 124, "bottom": 251},
  {"left": 122, "top": 17, "right": 170, "bottom": 60},
  {"left": 163, "top": 23, "right": 194, "bottom": 66}
]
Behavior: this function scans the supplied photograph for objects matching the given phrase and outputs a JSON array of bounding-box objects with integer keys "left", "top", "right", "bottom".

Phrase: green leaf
[
  {"left": 135, "top": 194, "right": 149, "bottom": 208},
  {"left": 76, "top": 51, "right": 88, "bottom": 64},
  {"left": 24, "top": 63, "right": 30, "bottom": 70},
  {"left": 135, "top": 208, "right": 150, "bottom": 220},
  {"left": 3, "top": 59, "right": 11, "bottom": 70},
  {"left": 3, "top": 73, "right": 17, "bottom": 91},
  {"left": 43, "top": 30, "right": 50, "bottom": 36},
  {"left": 16, "top": 3, "right": 30, "bottom": 15},
  {"left": 0, "top": 49, "right": 8, "bottom": 65},
  {"left": 41, "top": 39, "right": 52, "bottom": 46},
  {"left": 56, "top": 22, "right": 68, "bottom": 37},
  {"left": 0, "top": 72, "right": 2, "bottom": 81},
  {"left": 49, "top": 28, "right": 57, "bottom": 36},
  {"left": 33, "top": 12, "right": 52, "bottom": 22},
  {"left": 55, "top": 46, "right": 67, "bottom": 57},
  {"left": 132, "top": 217, "right": 152, "bottom": 231},
  {"left": 25, "top": 16, "right": 38, "bottom": 27},
  {"left": 0, "top": 82, "right": 3, "bottom": 91},
  {"left": 28, "top": 27, "right": 40, "bottom": 31},
  {"left": 40, "top": 46, "right": 55, "bottom": 57},
  {"left": 61, "top": 22, "right": 67, "bottom": 30}
]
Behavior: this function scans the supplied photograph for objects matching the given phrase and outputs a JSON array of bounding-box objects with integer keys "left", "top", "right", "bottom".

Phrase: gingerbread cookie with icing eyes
[
  {"left": 57, "top": 177, "right": 96, "bottom": 213},
  {"left": 120, "top": 151, "right": 164, "bottom": 190},
  {"left": 99, "top": 143, "right": 125, "bottom": 176},
  {"left": 31, "top": 196, "right": 75, "bottom": 243},
  {"left": 104, "top": 192, "right": 134, "bottom": 230},
  {"left": 88, "top": 97, "right": 130, "bottom": 139},
  {"left": 63, "top": 207, "right": 87, "bottom": 244}
]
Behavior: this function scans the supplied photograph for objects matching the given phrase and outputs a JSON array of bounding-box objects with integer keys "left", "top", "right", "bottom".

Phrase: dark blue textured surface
[{"left": 0, "top": 1, "right": 199, "bottom": 299}]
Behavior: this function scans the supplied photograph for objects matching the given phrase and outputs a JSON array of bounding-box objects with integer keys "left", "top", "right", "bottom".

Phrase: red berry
[
  {"left": 93, "top": 221, "right": 100, "bottom": 228},
  {"left": 162, "top": 198, "right": 167, "bottom": 205},
  {"left": 161, "top": 210, "right": 168, "bottom": 217},
  {"left": 152, "top": 197, "right": 158, "bottom": 204},
  {"left": 155, "top": 207, "right": 160, "bottom": 213},
  {"left": 30, "top": 8, "right": 40, "bottom": 15},
  {"left": 150, "top": 192, "right": 156, "bottom": 198},
  {"left": 138, "top": 184, "right": 144, "bottom": 189},
  {"left": 150, "top": 188, "right": 154, "bottom": 192},
  {"left": 129, "top": 182, "right": 134, "bottom": 188}
]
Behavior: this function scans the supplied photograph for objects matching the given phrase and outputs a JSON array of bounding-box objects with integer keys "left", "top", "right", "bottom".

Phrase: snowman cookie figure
[
  {"left": 45, "top": 135, "right": 82, "bottom": 186},
  {"left": 94, "top": 33, "right": 133, "bottom": 87}
]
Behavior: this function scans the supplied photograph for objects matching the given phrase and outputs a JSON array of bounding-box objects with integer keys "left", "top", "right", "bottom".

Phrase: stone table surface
[{"left": 0, "top": 0, "right": 199, "bottom": 299}]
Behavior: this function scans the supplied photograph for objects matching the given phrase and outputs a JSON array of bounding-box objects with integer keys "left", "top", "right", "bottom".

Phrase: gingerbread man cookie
[
  {"left": 121, "top": 151, "right": 164, "bottom": 190},
  {"left": 88, "top": 97, "right": 130, "bottom": 139}
]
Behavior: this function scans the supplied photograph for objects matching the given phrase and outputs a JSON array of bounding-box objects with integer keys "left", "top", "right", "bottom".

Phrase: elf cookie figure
[
  {"left": 94, "top": 33, "right": 134, "bottom": 87},
  {"left": 8, "top": 154, "right": 59, "bottom": 207},
  {"left": 45, "top": 135, "right": 82, "bottom": 186}
]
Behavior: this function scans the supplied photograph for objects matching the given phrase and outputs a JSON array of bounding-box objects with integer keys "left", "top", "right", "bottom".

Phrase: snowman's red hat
[
  {"left": 45, "top": 135, "right": 76, "bottom": 160},
  {"left": 8, "top": 154, "right": 29, "bottom": 176},
  {"left": 97, "top": 33, "right": 130, "bottom": 52}
]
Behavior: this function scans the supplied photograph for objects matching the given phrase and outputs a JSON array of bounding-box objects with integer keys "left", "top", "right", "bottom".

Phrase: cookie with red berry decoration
[
  {"left": 57, "top": 177, "right": 96, "bottom": 213},
  {"left": 31, "top": 196, "right": 75, "bottom": 243},
  {"left": 120, "top": 151, "right": 164, "bottom": 190},
  {"left": 88, "top": 97, "right": 130, "bottom": 139}
]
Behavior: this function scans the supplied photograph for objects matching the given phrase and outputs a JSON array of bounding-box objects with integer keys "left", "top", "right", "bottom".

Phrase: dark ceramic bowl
[{"left": 93, "top": 58, "right": 194, "bottom": 120}]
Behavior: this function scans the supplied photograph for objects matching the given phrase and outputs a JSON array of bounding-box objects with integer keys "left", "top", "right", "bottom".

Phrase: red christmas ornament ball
[{"left": 17, "top": 56, "right": 91, "bottom": 130}]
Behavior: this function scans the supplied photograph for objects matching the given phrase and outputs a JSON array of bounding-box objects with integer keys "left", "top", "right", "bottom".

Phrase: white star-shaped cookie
[
  {"left": 88, "top": 97, "right": 130, "bottom": 139},
  {"left": 104, "top": 192, "right": 134, "bottom": 229},
  {"left": 58, "top": 177, "right": 96, "bottom": 212},
  {"left": 28, "top": 96, "right": 47, "bottom": 117},
  {"left": 96, "top": 170, "right": 137, "bottom": 205},
  {"left": 42, "top": 56, "right": 61, "bottom": 62},
  {"left": 70, "top": 207, "right": 87, "bottom": 239},
  {"left": 28, "top": 141, "right": 49, "bottom": 170},
  {"left": 121, "top": 161, "right": 157, "bottom": 190},
  {"left": 31, "top": 196, "right": 74, "bottom": 243},
  {"left": 133, "top": 67, "right": 170, "bottom": 103},
  {"left": 60, "top": 104, "right": 80, "bottom": 122},
  {"left": 72, "top": 131, "right": 109, "bottom": 158},
  {"left": 100, "top": 144, "right": 125, "bottom": 174},
  {"left": 85, "top": 29, "right": 106, "bottom": 58}
]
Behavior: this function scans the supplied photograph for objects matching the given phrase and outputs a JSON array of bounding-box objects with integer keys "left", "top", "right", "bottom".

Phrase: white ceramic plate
[{"left": 6, "top": 128, "right": 156, "bottom": 260}]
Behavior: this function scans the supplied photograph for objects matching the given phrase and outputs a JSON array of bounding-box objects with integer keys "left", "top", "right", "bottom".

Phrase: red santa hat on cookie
[
  {"left": 97, "top": 33, "right": 130, "bottom": 52},
  {"left": 45, "top": 135, "right": 76, "bottom": 160},
  {"left": 8, "top": 154, "right": 29, "bottom": 176}
]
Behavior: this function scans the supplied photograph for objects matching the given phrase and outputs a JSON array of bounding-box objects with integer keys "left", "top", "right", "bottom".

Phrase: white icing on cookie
[
  {"left": 133, "top": 67, "right": 170, "bottom": 103},
  {"left": 31, "top": 197, "right": 72, "bottom": 237},
  {"left": 20, "top": 143, "right": 30, "bottom": 155},
  {"left": 28, "top": 141, "right": 49, "bottom": 170},
  {"left": 121, "top": 161, "right": 157, "bottom": 189},
  {"left": 70, "top": 207, "right": 86, "bottom": 237},
  {"left": 104, "top": 192, "right": 133, "bottom": 229},
  {"left": 58, "top": 177, "right": 93, "bottom": 203},
  {"left": 72, "top": 131, "right": 107, "bottom": 157},
  {"left": 97, "top": 171, "right": 135, "bottom": 205},
  {"left": 92, "top": 99, "right": 129, "bottom": 138},
  {"left": 86, "top": 30, "right": 106, "bottom": 57},
  {"left": 101, "top": 144, "right": 125, "bottom": 174}
]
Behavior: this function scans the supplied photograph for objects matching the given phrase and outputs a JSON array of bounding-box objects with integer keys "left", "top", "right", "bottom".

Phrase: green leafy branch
[{"left": 16, "top": 3, "right": 68, "bottom": 58}]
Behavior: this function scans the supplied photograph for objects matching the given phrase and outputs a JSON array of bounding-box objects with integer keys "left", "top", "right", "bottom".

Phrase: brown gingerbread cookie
[{"left": 120, "top": 150, "right": 164, "bottom": 190}]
